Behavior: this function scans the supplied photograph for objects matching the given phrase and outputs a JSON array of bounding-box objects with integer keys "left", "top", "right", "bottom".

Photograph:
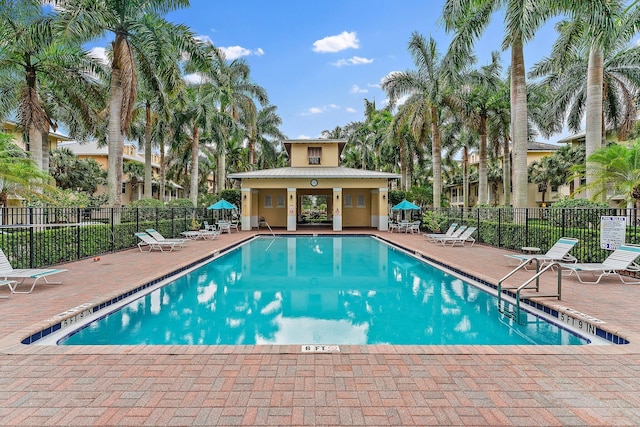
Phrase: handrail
[{"left": 497, "top": 259, "right": 563, "bottom": 324}]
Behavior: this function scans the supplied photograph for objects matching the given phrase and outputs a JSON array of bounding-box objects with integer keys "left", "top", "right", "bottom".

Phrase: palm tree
[
  {"left": 55, "top": 0, "right": 204, "bottom": 207},
  {"left": 528, "top": 155, "right": 566, "bottom": 206},
  {"left": 0, "top": 133, "right": 55, "bottom": 206},
  {"left": 584, "top": 142, "right": 640, "bottom": 208},
  {"left": 0, "top": 1, "right": 102, "bottom": 170},
  {"left": 442, "top": 0, "right": 566, "bottom": 207},
  {"left": 349, "top": 99, "right": 392, "bottom": 171},
  {"left": 451, "top": 51, "right": 504, "bottom": 205},
  {"left": 382, "top": 33, "right": 452, "bottom": 208},
  {"left": 200, "top": 48, "right": 268, "bottom": 191},
  {"left": 530, "top": 3, "right": 640, "bottom": 200},
  {"left": 244, "top": 104, "right": 285, "bottom": 167}
]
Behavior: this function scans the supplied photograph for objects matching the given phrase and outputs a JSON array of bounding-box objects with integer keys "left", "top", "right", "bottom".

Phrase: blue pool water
[{"left": 60, "top": 236, "right": 587, "bottom": 346}]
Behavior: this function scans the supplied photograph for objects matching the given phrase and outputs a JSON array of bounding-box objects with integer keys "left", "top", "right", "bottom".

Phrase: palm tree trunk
[
  {"left": 463, "top": 147, "right": 469, "bottom": 209},
  {"left": 511, "top": 38, "right": 529, "bottom": 208},
  {"left": 144, "top": 102, "right": 152, "bottom": 199},
  {"left": 478, "top": 115, "right": 488, "bottom": 204},
  {"left": 190, "top": 125, "right": 199, "bottom": 206},
  {"left": 503, "top": 136, "right": 511, "bottom": 206},
  {"left": 248, "top": 137, "right": 256, "bottom": 165},
  {"left": 585, "top": 46, "right": 604, "bottom": 201},
  {"left": 108, "top": 68, "right": 124, "bottom": 207},
  {"left": 217, "top": 145, "right": 226, "bottom": 193},
  {"left": 160, "top": 138, "right": 166, "bottom": 202},
  {"left": 431, "top": 106, "right": 442, "bottom": 208},
  {"left": 28, "top": 126, "right": 43, "bottom": 170},
  {"left": 399, "top": 136, "right": 407, "bottom": 190},
  {"left": 41, "top": 130, "right": 49, "bottom": 174}
]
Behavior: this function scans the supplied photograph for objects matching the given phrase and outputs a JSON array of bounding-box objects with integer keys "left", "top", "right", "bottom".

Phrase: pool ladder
[
  {"left": 497, "top": 259, "right": 563, "bottom": 324},
  {"left": 259, "top": 218, "right": 275, "bottom": 237}
]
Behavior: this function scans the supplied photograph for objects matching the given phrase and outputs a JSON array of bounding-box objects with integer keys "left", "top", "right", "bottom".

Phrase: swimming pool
[{"left": 58, "top": 236, "right": 589, "bottom": 346}]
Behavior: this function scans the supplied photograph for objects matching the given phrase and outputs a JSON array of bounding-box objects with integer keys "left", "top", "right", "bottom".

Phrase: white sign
[{"left": 600, "top": 216, "right": 626, "bottom": 250}]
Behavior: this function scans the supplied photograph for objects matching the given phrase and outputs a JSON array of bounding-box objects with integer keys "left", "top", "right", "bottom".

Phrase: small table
[{"left": 521, "top": 246, "right": 541, "bottom": 254}]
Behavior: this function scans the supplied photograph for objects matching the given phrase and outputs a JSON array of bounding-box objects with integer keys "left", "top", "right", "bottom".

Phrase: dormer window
[{"left": 308, "top": 147, "right": 321, "bottom": 165}]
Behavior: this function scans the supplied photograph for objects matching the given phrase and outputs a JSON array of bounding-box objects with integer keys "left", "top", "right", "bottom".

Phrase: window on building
[
  {"left": 357, "top": 194, "right": 365, "bottom": 207},
  {"left": 122, "top": 183, "right": 126, "bottom": 194},
  {"left": 308, "top": 147, "right": 321, "bottom": 165},
  {"left": 277, "top": 194, "right": 285, "bottom": 208},
  {"left": 344, "top": 194, "right": 352, "bottom": 207},
  {"left": 264, "top": 195, "right": 272, "bottom": 207}
]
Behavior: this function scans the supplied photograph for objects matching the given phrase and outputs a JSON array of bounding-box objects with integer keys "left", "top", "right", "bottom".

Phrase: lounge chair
[
  {"left": 145, "top": 229, "right": 187, "bottom": 248},
  {"left": 433, "top": 226, "right": 477, "bottom": 247},
  {"left": 559, "top": 244, "right": 640, "bottom": 284},
  {"left": 0, "top": 249, "right": 67, "bottom": 294},
  {"left": 424, "top": 223, "right": 459, "bottom": 241},
  {"left": 504, "top": 237, "right": 579, "bottom": 268},
  {"left": 180, "top": 230, "right": 219, "bottom": 240},
  {"left": 202, "top": 221, "right": 217, "bottom": 232},
  {"left": 135, "top": 232, "right": 180, "bottom": 252},
  {"left": 0, "top": 279, "right": 16, "bottom": 298}
]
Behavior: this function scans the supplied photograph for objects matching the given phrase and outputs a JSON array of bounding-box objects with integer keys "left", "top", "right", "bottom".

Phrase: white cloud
[
  {"left": 195, "top": 35, "right": 214, "bottom": 46},
  {"left": 312, "top": 31, "right": 359, "bottom": 53},
  {"left": 297, "top": 134, "right": 312, "bottom": 139},
  {"left": 350, "top": 85, "right": 368, "bottom": 94},
  {"left": 331, "top": 56, "right": 374, "bottom": 67},
  {"left": 88, "top": 47, "right": 108, "bottom": 64},
  {"left": 301, "top": 104, "right": 341, "bottom": 116},
  {"left": 220, "top": 45, "right": 264, "bottom": 60},
  {"left": 184, "top": 73, "right": 204, "bottom": 84},
  {"left": 346, "top": 107, "right": 357, "bottom": 113}
]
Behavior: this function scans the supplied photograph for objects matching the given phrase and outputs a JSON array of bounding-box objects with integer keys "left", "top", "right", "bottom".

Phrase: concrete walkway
[{"left": 1, "top": 229, "right": 639, "bottom": 426}]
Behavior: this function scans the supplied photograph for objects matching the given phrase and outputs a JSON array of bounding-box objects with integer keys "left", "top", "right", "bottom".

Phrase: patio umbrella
[
  {"left": 207, "top": 199, "right": 238, "bottom": 210},
  {"left": 391, "top": 199, "right": 420, "bottom": 211},
  {"left": 391, "top": 199, "right": 420, "bottom": 221},
  {"left": 207, "top": 199, "right": 238, "bottom": 220}
]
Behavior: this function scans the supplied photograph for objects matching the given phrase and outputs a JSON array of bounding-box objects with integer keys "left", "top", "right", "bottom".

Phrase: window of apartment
[
  {"left": 344, "top": 194, "right": 352, "bottom": 207},
  {"left": 357, "top": 194, "right": 365, "bottom": 208},
  {"left": 308, "top": 147, "right": 321, "bottom": 165},
  {"left": 264, "top": 195, "right": 272, "bottom": 208},
  {"left": 122, "top": 183, "right": 126, "bottom": 194},
  {"left": 277, "top": 194, "right": 285, "bottom": 208}
]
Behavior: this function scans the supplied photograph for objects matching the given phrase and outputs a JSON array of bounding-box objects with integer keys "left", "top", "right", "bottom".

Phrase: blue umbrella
[
  {"left": 207, "top": 199, "right": 238, "bottom": 210},
  {"left": 391, "top": 199, "right": 420, "bottom": 211}
]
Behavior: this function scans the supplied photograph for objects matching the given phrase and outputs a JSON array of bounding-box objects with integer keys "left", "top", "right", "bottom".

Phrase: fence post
[
  {"left": 136, "top": 207, "right": 140, "bottom": 232},
  {"left": 476, "top": 208, "right": 480, "bottom": 243},
  {"left": 171, "top": 208, "right": 175, "bottom": 236},
  {"left": 498, "top": 208, "right": 502, "bottom": 248},
  {"left": 76, "top": 207, "right": 81, "bottom": 261},
  {"left": 561, "top": 209, "right": 566, "bottom": 237},
  {"left": 28, "top": 207, "right": 34, "bottom": 268},
  {"left": 525, "top": 208, "right": 529, "bottom": 247},
  {"left": 110, "top": 208, "right": 115, "bottom": 252}
]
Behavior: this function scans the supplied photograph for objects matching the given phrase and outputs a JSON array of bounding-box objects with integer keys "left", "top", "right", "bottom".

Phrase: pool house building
[{"left": 228, "top": 139, "right": 400, "bottom": 232}]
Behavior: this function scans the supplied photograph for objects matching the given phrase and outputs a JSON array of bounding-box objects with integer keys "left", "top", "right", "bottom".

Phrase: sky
[{"left": 97, "top": 0, "right": 589, "bottom": 143}]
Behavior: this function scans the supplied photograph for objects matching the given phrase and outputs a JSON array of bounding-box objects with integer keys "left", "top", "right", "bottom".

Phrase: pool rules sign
[{"left": 600, "top": 216, "right": 626, "bottom": 250}]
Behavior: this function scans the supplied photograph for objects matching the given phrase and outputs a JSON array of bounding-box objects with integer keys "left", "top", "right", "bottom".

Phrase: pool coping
[{"left": 1, "top": 232, "right": 637, "bottom": 356}]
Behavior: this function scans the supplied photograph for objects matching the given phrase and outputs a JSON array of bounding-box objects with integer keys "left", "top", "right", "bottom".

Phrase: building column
[
  {"left": 287, "top": 188, "right": 297, "bottom": 231},
  {"left": 333, "top": 188, "right": 342, "bottom": 231},
  {"left": 241, "top": 188, "right": 252, "bottom": 231},
  {"left": 378, "top": 187, "right": 389, "bottom": 231}
]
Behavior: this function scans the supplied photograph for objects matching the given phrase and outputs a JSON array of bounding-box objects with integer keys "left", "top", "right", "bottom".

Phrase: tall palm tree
[
  {"left": 55, "top": 0, "right": 204, "bottom": 207},
  {"left": 451, "top": 51, "right": 503, "bottom": 205},
  {"left": 200, "top": 48, "right": 268, "bottom": 191},
  {"left": 382, "top": 33, "right": 452, "bottom": 208},
  {"left": 244, "top": 104, "right": 285, "bottom": 167},
  {"left": 349, "top": 99, "right": 392, "bottom": 171},
  {"left": 442, "top": 0, "right": 564, "bottom": 207},
  {"left": 530, "top": 3, "right": 640, "bottom": 200},
  {"left": 0, "top": 1, "right": 102, "bottom": 170}
]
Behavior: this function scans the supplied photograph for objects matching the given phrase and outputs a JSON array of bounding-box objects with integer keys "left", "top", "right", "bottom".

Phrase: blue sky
[{"left": 131, "top": 1, "right": 581, "bottom": 142}]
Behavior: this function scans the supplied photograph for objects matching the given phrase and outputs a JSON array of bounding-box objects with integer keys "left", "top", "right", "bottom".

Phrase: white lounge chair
[
  {"left": 559, "top": 244, "right": 640, "bottom": 284},
  {"left": 180, "top": 230, "right": 219, "bottom": 240},
  {"left": 135, "top": 232, "right": 179, "bottom": 252},
  {"left": 0, "top": 249, "right": 67, "bottom": 294},
  {"left": 145, "top": 229, "right": 187, "bottom": 248},
  {"left": 505, "top": 237, "right": 579, "bottom": 268},
  {"left": 424, "top": 223, "right": 459, "bottom": 241},
  {"left": 433, "top": 226, "right": 477, "bottom": 247}
]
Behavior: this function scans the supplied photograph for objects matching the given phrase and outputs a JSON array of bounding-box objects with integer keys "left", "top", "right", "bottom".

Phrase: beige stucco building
[{"left": 228, "top": 139, "right": 400, "bottom": 231}]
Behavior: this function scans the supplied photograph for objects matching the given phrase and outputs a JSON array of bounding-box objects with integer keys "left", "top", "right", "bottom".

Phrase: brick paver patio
[{"left": 1, "top": 229, "right": 639, "bottom": 426}]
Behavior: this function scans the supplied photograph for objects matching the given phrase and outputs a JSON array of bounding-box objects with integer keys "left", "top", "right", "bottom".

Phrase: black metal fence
[
  {"left": 430, "top": 207, "right": 640, "bottom": 263},
  {"left": 3, "top": 205, "right": 640, "bottom": 269},
  {"left": 0, "top": 206, "right": 225, "bottom": 269}
]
